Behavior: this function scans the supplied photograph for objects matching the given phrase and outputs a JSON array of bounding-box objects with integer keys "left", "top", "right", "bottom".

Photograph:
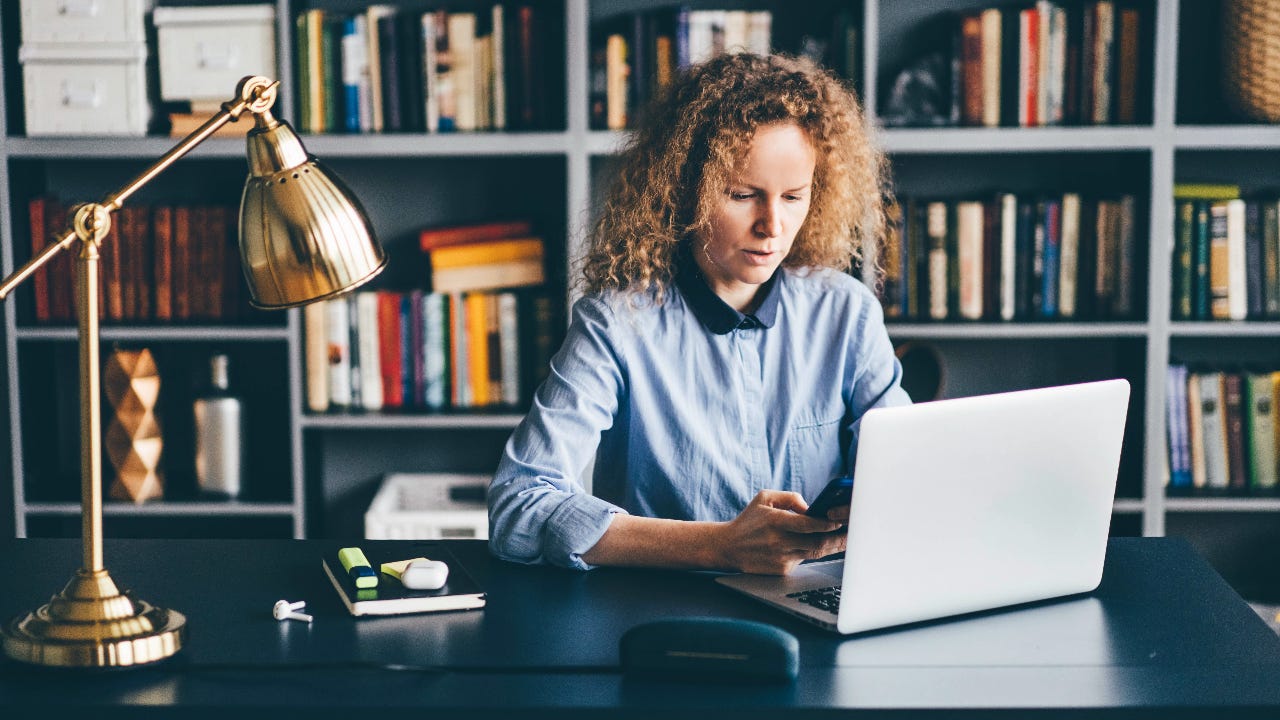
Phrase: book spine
[
  {"left": 378, "top": 291, "right": 404, "bottom": 408},
  {"left": 980, "top": 9, "right": 1003, "bottom": 128},
  {"left": 1113, "top": 194, "right": 1136, "bottom": 318},
  {"left": 956, "top": 200, "right": 984, "bottom": 319},
  {"left": 152, "top": 205, "right": 173, "bottom": 322},
  {"left": 356, "top": 292, "right": 384, "bottom": 411},
  {"left": 423, "top": 292, "right": 448, "bottom": 410},
  {"left": 1165, "top": 364, "right": 1190, "bottom": 488},
  {"left": 422, "top": 12, "right": 439, "bottom": 132},
  {"left": 28, "top": 197, "right": 51, "bottom": 323},
  {"left": 325, "top": 298, "right": 352, "bottom": 408},
  {"left": 450, "top": 291, "right": 471, "bottom": 407},
  {"left": 498, "top": 292, "right": 520, "bottom": 406},
  {"left": 341, "top": 16, "right": 366, "bottom": 132},
  {"left": 399, "top": 293, "right": 414, "bottom": 408},
  {"left": 1199, "top": 372, "right": 1230, "bottom": 489},
  {"left": 1223, "top": 372, "right": 1247, "bottom": 490},
  {"left": 1265, "top": 201, "right": 1280, "bottom": 317},
  {"left": 491, "top": 4, "right": 507, "bottom": 131},
  {"left": 1041, "top": 198, "right": 1061, "bottom": 317},
  {"left": 346, "top": 293, "right": 362, "bottom": 409},
  {"left": 1247, "top": 373, "right": 1278, "bottom": 489},
  {"left": 1225, "top": 198, "right": 1248, "bottom": 320},
  {"left": 1173, "top": 200, "right": 1194, "bottom": 320},
  {"left": 409, "top": 289, "right": 426, "bottom": 408},
  {"left": 1058, "top": 192, "right": 1080, "bottom": 318},
  {"left": 1193, "top": 200, "right": 1212, "bottom": 319},
  {"left": 1187, "top": 372, "right": 1207, "bottom": 488},
  {"left": 1244, "top": 200, "right": 1264, "bottom": 319},
  {"left": 303, "top": 302, "right": 329, "bottom": 412},
  {"left": 926, "top": 201, "right": 948, "bottom": 319}
]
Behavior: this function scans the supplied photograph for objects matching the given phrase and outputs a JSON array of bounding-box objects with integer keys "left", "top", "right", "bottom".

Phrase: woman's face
[{"left": 695, "top": 121, "right": 816, "bottom": 312}]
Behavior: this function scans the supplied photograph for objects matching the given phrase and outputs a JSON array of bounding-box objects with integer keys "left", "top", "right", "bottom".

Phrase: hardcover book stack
[
  {"left": 304, "top": 220, "right": 555, "bottom": 413},
  {"left": 1165, "top": 364, "right": 1280, "bottom": 495},
  {"left": 26, "top": 197, "right": 246, "bottom": 324},
  {"left": 1171, "top": 184, "right": 1280, "bottom": 322},
  {"left": 896, "top": 0, "right": 1145, "bottom": 128},
  {"left": 295, "top": 3, "right": 549, "bottom": 134},
  {"left": 877, "top": 192, "right": 1140, "bottom": 322}
]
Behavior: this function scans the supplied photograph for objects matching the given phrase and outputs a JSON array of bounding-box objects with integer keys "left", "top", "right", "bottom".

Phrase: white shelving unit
[{"left": 1, "top": 1, "right": 1276, "bottom": 593}]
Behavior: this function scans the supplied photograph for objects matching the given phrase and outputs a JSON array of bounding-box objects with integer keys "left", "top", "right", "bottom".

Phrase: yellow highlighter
[{"left": 338, "top": 547, "right": 378, "bottom": 589}]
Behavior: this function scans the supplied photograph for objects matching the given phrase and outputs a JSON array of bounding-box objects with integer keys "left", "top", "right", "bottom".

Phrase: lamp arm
[{"left": 0, "top": 76, "right": 281, "bottom": 301}]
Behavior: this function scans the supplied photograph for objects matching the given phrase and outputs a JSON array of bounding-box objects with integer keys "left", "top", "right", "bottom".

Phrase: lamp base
[{"left": 2, "top": 569, "right": 185, "bottom": 668}]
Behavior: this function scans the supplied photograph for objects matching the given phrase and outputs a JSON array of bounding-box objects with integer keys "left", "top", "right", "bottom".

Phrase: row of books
[
  {"left": 419, "top": 219, "right": 546, "bottom": 295},
  {"left": 27, "top": 197, "right": 246, "bottom": 324},
  {"left": 1172, "top": 186, "right": 1280, "bottom": 321},
  {"left": 921, "top": 0, "right": 1143, "bottom": 128},
  {"left": 589, "top": 6, "right": 859, "bottom": 130},
  {"left": 303, "top": 289, "right": 555, "bottom": 413},
  {"left": 295, "top": 3, "right": 548, "bottom": 135},
  {"left": 1165, "top": 364, "right": 1279, "bottom": 493},
  {"left": 878, "top": 192, "right": 1140, "bottom": 322}
]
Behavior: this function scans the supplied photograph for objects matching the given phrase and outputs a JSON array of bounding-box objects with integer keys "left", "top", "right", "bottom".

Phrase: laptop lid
[{"left": 835, "top": 379, "right": 1130, "bottom": 634}]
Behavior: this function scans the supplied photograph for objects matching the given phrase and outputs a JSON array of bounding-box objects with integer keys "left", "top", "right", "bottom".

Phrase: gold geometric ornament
[{"left": 104, "top": 348, "right": 164, "bottom": 503}]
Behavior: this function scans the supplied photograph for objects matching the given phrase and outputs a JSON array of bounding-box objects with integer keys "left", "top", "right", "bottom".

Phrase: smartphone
[{"left": 805, "top": 476, "right": 853, "bottom": 518}]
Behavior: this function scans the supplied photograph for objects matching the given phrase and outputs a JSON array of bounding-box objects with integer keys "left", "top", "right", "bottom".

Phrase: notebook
[
  {"left": 322, "top": 545, "right": 486, "bottom": 617},
  {"left": 716, "top": 379, "right": 1130, "bottom": 634}
]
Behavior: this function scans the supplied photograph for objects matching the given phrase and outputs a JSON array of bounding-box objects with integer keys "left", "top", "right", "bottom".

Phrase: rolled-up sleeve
[{"left": 487, "top": 297, "right": 628, "bottom": 570}]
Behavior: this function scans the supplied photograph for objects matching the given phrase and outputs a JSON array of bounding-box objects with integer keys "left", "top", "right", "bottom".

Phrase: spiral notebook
[{"left": 321, "top": 546, "right": 487, "bottom": 617}]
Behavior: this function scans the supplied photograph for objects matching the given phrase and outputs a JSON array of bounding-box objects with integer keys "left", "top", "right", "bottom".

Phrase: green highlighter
[{"left": 338, "top": 547, "right": 378, "bottom": 589}]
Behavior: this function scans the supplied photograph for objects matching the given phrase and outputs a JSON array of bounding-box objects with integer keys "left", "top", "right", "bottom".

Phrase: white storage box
[
  {"left": 20, "top": 0, "right": 154, "bottom": 45},
  {"left": 153, "top": 5, "right": 277, "bottom": 104},
  {"left": 19, "top": 43, "right": 151, "bottom": 136},
  {"left": 365, "top": 473, "right": 490, "bottom": 540}
]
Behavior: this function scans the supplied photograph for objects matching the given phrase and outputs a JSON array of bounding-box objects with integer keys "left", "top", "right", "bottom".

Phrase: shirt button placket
[{"left": 735, "top": 325, "right": 768, "bottom": 494}]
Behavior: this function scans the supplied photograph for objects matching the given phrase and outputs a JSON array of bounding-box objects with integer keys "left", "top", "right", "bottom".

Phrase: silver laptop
[{"left": 717, "top": 379, "right": 1130, "bottom": 634}]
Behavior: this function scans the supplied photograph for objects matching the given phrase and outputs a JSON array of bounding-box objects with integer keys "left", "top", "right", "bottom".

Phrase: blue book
[
  {"left": 340, "top": 16, "right": 363, "bottom": 132},
  {"left": 1041, "top": 198, "right": 1061, "bottom": 318}
]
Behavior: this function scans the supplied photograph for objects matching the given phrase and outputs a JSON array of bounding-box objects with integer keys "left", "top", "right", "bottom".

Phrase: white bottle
[{"left": 194, "top": 354, "right": 243, "bottom": 498}]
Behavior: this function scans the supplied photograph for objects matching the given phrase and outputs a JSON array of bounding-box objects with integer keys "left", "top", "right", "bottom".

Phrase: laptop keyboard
[{"left": 787, "top": 586, "right": 841, "bottom": 615}]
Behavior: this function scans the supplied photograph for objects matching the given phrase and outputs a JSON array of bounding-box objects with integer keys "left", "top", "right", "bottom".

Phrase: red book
[
  {"left": 27, "top": 196, "right": 51, "bottom": 323},
  {"left": 378, "top": 291, "right": 404, "bottom": 408},
  {"left": 419, "top": 220, "right": 533, "bottom": 252},
  {"left": 206, "top": 206, "right": 228, "bottom": 320},
  {"left": 959, "top": 13, "right": 983, "bottom": 127},
  {"left": 173, "top": 206, "right": 192, "bottom": 320},
  {"left": 1019, "top": 7, "right": 1039, "bottom": 127},
  {"left": 152, "top": 206, "right": 173, "bottom": 322}
]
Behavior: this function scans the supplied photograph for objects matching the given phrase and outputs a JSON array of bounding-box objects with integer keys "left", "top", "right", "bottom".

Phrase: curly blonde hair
[{"left": 581, "top": 52, "right": 889, "bottom": 299}]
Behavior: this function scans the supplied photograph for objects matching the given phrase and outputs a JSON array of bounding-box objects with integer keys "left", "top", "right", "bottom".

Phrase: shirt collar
[{"left": 674, "top": 241, "right": 781, "bottom": 335}]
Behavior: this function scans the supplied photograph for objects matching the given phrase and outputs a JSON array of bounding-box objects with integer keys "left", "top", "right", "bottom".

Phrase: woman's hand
[{"left": 714, "top": 490, "right": 847, "bottom": 575}]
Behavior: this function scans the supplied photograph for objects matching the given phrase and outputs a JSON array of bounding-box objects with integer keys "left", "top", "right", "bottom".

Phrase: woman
[{"left": 488, "top": 53, "right": 910, "bottom": 574}]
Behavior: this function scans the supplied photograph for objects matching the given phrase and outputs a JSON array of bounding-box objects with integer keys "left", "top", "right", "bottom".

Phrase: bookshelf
[{"left": 1, "top": 0, "right": 1278, "bottom": 596}]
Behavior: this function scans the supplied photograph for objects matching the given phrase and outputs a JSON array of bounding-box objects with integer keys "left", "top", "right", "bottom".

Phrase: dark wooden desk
[{"left": 1, "top": 537, "right": 1278, "bottom": 718}]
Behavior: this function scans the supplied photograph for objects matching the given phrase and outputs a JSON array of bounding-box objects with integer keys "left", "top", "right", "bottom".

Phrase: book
[
  {"left": 419, "top": 220, "right": 534, "bottom": 251},
  {"left": 304, "top": 303, "right": 329, "bottom": 412},
  {"left": 1187, "top": 371, "right": 1207, "bottom": 488},
  {"left": 1246, "top": 372, "right": 1278, "bottom": 489},
  {"left": 321, "top": 545, "right": 485, "bottom": 617},
  {"left": 431, "top": 259, "right": 545, "bottom": 293},
  {"left": 429, "top": 236, "right": 544, "bottom": 269},
  {"left": 1198, "top": 371, "right": 1229, "bottom": 489}
]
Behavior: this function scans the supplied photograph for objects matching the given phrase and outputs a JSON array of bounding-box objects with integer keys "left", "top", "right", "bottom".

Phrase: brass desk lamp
[{"left": 0, "top": 76, "right": 386, "bottom": 668}]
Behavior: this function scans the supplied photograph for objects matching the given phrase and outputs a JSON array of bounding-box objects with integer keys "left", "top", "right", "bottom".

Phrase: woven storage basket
[{"left": 1223, "top": 0, "right": 1280, "bottom": 122}]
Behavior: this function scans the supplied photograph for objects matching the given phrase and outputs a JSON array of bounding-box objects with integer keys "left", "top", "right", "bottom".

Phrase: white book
[
  {"left": 747, "top": 11, "right": 771, "bottom": 55},
  {"left": 491, "top": 4, "right": 506, "bottom": 131},
  {"left": 356, "top": 292, "right": 384, "bottom": 411},
  {"left": 422, "top": 12, "right": 439, "bottom": 132},
  {"left": 1058, "top": 192, "right": 1080, "bottom": 318},
  {"left": 449, "top": 13, "right": 477, "bottom": 131},
  {"left": 341, "top": 15, "right": 369, "bottom": 132},
  {"left": 1226, "top": 198, "right": 1248, "bottom": 320},
  {"left": 956, "top": 200, "right": 985, "bottom": 320},
  {"left": 325, "top": 299, "right": 352, "bottom": 408},
  {"left": 303, "top": 302, "right": 329, "bottom": 413},
  {"left": 498, "top": 292, "right": 520, "bottom": 406},
  {"left": 999, "top": 193, "right": 1018, "bottom": 321},
  {"left": 724, "top": 11, "right": 749, "bottom": 54}
]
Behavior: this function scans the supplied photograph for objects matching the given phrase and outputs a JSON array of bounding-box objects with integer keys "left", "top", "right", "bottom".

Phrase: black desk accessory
[{"left": 619, "top": 617, "right": 799, "bottom": 682}]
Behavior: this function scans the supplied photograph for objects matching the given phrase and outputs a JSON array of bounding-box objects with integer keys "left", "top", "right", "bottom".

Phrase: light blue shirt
[{"left": 487, "top": 261, "right": 911, "bottom": 570}]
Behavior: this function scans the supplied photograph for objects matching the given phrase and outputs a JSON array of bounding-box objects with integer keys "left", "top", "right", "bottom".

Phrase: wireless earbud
[{"left": 272, "top": 599, "right": 313, "bottom": 623}]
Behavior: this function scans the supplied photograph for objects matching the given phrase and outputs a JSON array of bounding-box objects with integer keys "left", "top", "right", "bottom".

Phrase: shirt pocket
[{"left": 787, "top": 413, "right": 846, "bottom": 497}]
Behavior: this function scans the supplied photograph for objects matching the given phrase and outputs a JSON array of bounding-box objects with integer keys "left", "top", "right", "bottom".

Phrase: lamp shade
[{"left": 239, "top": 117, "right": 386, "bottom": 308}]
